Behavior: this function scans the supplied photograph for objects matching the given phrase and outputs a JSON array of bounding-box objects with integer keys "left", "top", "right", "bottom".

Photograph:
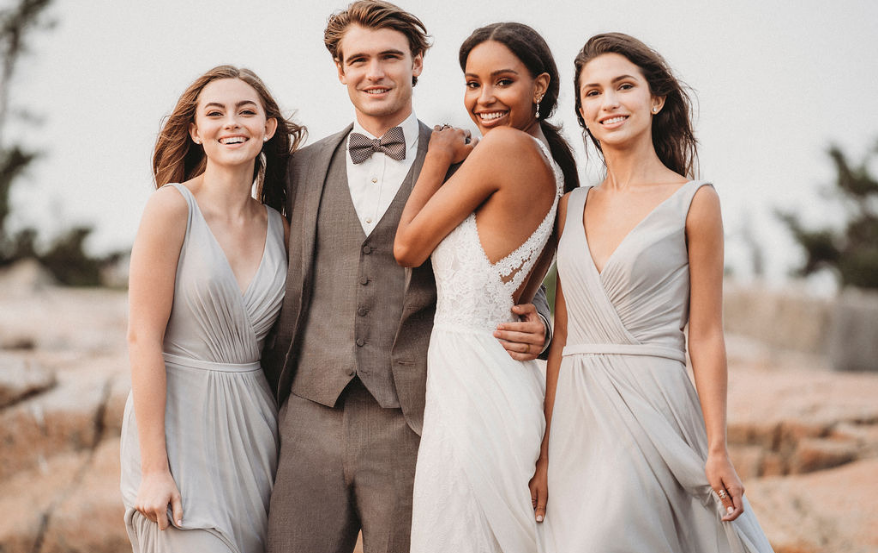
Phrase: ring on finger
[{"left": 717, "top": 489, "right": 728, "bottom": 499}]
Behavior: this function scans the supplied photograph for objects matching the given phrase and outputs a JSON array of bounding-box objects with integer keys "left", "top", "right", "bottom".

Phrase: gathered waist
[
  {"left": 162, "top": 352, "right": 262, "bottom": 373},
  {"left": 562, "top": 343, "right": 686, "bottom": 364}
]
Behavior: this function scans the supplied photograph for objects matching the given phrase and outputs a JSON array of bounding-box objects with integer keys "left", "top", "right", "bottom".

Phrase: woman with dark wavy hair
[
  {"left": 395, "top": 21, "right": 577, "bottom": 553},
  {"left": 533, "top": 33, "right": 774, "bottom": 551},
  {"left": 120, "top": 66, "right": 304, "bottom": 553}
]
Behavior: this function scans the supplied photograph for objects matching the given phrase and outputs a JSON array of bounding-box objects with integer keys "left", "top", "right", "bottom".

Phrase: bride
[{"left": 394, "top": 22, "right": 578, "bottom": 553}]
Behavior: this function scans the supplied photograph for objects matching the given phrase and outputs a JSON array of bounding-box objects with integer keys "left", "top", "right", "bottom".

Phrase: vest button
[
  {"left": 362, "top": 245, "right": 372, "bottom": 254},
  {"left": 360, "top": 276, "right": 369, "bottom": 285},
  {"left": 358, "top": 307, "right": 369, "bottom": 317},
  {"left": 356, "top": 338, "right": 366, "bottom": 347}
]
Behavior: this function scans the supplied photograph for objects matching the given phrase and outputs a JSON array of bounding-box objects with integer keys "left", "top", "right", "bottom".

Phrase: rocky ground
[{"left": 0, "top": 262, "right": 876, "bottom": 553}]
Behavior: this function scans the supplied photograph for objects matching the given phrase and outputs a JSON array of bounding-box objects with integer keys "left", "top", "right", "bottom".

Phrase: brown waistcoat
[{"left": 262, "top": 123, "right": 437, "bottom": 435}]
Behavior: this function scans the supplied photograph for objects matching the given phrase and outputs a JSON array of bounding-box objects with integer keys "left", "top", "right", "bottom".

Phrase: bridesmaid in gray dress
[
  {"left": 531, "top": 34, "right": 775, "bottom": 551},
  {"left": 120, "top": 66, "right": 304, "bottom": 553}
]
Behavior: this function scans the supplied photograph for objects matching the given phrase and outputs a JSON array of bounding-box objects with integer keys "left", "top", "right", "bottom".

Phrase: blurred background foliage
[
  {"left": 0, "top": 0, "right": 123, "bottom": 286},
  {"left": 777, "top": 144, "right": 877, "bottom": 290}
]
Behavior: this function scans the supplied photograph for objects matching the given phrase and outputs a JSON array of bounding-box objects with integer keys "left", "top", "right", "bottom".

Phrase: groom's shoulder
[{"left": 298, "top": 124, "right": 354, "bottom": 157}]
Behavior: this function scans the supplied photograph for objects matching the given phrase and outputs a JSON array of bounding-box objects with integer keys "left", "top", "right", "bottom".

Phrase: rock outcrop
[{"left": 0, "top": 277, "right": 875, "bottom": 553}]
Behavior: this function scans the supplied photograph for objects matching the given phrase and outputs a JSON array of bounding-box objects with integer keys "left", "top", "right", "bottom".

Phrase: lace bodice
[{"left": 431, "top": 138, "right": 563, "bottom": 332}]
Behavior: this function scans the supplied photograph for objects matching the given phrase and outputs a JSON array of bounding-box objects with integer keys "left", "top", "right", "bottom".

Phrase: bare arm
[
  {"left": 529, "top": 193, "right": 571, "bottom": 522},
  {"left": 395, "top": 126, "right": 554, "bottom": 267},
  {"left": 686, "top": 185, "right": 742, "bottom": 521},
  {"left": 394, "top": 125, "right": 480, "bottom": 267},
  {"left": 127, "top": 186, "right": 187, "bottom": 530}
]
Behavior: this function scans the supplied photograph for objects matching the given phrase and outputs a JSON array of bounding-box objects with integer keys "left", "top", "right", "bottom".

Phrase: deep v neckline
[
  {"left": 582, "top": 182, "right": 692, "bottom": 276},
  {"left": 189, "top": 195, "right": 271, "bottom": 297}
]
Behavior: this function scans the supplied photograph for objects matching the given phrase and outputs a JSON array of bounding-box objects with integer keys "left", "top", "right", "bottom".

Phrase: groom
[{"left": 262, "top": 2, "right": 551, "bottom": 552}]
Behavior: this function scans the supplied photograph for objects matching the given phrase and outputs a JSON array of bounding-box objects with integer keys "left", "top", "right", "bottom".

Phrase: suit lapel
[
  {"left": 299, "top": 125, "right": 352, "bottom": 291},
  {"left": 402, "top": 121, "right": 433, "bottom": 295}
]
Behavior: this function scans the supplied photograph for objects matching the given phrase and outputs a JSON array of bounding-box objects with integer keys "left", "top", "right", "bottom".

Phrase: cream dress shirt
[{"left": 346, "top": 111, "right": 420, "bottom": 236}]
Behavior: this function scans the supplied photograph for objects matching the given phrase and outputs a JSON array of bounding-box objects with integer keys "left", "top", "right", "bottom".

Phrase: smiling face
[
  {"left": 336, "top": 24, "right": 423, "bottom": 136},
  {"left": 189, "top": 78, "right": 277, "bottom": 169},
  {"left": 463, "top": 40, "right": 548, "bottom": 136},
  {"left": 577, "top": 52, "right": 663, "bottom": 149}
]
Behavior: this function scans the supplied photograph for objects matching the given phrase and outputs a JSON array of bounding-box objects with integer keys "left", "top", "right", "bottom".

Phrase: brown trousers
[{"left": 267, "top": 378, "right": 420, "bottom": 553}]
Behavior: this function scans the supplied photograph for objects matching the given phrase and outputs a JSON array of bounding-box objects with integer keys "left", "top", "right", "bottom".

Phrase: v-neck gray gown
[
  {"left": 544, "top": 182, "right": 774, "bottom": 552},
  {"left": 120, "top": 183, "right": 286, "bottom": 553}
]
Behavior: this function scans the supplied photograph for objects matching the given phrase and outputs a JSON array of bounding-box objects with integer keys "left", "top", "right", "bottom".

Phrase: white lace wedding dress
[{"left": 409, "top": 139, "right": 562, "bottom": 553}]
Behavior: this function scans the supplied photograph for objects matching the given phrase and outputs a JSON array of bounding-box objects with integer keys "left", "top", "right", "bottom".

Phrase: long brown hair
[
  {"left": 152, "top": 65, "right": 306, "bottom": 214},
  {"left": 459, "top": 22, "right": 579, "bottom": 194},
  {"left": 574, "top": 33, "right": 698, "bottom": 179}
]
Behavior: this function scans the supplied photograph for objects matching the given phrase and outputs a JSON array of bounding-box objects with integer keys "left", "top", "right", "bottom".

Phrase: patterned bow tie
[{"left": 348, "top": 127, "right": 406, "bottom": 164}]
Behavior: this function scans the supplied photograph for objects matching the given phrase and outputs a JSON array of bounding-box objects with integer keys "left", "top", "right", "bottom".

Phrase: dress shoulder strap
[
  {"left": 160, "top": 183, "right": 195, "bottom": 247},
  {"left": 678, "top": 180, "right": 715, "bottom": 218},
  {"left": 564, "top": 186, "right": 590, "bottom": 235}
]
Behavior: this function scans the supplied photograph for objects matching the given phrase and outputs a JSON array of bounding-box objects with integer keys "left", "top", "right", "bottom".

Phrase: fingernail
[
  {"left": 536, "top": 515, "right": 543, "bottom": 522},
  {"left": 177, "top": 519, "right": 183, "bottom": 525},
  {"left": 726, "top": 507, "right": 734, "bottom": 515}
]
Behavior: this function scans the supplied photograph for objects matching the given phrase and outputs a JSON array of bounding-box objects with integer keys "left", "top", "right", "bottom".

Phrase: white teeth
[
  {"left": 601, "top": 116, "right": 627, "bottom": 125},
  {"left": 479, "top": 112, "right": 506, "bottom": 121},
  {"left": 366, "top": 89, "right": 389, "bottom": 95},
  {"left": 220, "top": 137, "right": 246, "bottom": 144}
]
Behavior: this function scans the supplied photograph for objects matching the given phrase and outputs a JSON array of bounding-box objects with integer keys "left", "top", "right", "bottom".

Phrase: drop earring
[{"left": 535, "top": 95, "right": 544, "bottom": 119}]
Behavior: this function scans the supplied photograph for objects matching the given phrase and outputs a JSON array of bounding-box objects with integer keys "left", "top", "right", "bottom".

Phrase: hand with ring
[
  {"left": 428, "top": 124, "right": 475, "bottom": 165},
  {"left": 706, "top": 451, "right": 745, "bottom": 521}
]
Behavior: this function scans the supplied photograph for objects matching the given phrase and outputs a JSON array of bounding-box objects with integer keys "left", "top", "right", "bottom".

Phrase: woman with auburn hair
[
  {"left": 533, "top": 33, "right": 774, "bottom": 551},
  {"left": 395, "top": 22, "right": 577, "bottom": 553},
  {"left": 119, "top": 65, "right": 304, "bottom": 553}
]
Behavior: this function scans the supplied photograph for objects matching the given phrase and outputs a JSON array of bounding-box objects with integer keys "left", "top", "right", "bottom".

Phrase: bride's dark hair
[{"left": 459, "top": 22, "right": 579, "bottom": 194}]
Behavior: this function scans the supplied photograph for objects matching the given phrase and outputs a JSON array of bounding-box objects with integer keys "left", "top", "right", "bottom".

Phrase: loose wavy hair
[
  {"left": 574, "top": 33, "right": 698, "bottom": 179},
  {"left": 151, "top": 65, "right": 306, "bottom": 214},
  {"left": 459, "top": 22, "right": 579, "bottom": 194}
]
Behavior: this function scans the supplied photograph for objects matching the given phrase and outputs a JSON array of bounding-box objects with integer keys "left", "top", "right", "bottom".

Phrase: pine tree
[{"left": 778, "top": 143, "right": 878, "bottom": 289}]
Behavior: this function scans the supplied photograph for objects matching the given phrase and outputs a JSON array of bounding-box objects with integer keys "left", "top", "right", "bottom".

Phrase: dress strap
[
  {"left": 680, "top": 180, "right": 714, "bottom": 213},
  {"left": 161, "top": 183, "right": 194, "bottom": 249},
  {"left": 163, "top": 182, "right": 195, "bottom": 209}
]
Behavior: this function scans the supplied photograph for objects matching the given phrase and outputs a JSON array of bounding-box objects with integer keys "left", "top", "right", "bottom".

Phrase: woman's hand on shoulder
[
  {"left": 705, "top": 450, "right": 745, "bottom": 521},
  {"left": 135, "top": 469, "right": 183, "bottom": 530},
  {"left": 428, "top": 125, "right": 476, "bottom": 166}
]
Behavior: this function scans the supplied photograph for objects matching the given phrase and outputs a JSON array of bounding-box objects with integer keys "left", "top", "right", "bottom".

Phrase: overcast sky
[{"left": 6, "top": 0, "right": 878, "bottom": 287}]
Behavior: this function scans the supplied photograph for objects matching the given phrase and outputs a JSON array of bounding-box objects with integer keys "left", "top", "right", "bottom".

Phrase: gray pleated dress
[
  {"left": 544, "top": 182, "right": 774, "bottom": 552},
  {"left": 120, "top": 183, "right": 286, "bottom": 553}
]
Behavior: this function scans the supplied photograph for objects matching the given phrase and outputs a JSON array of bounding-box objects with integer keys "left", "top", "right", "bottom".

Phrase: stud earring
[
  {"left": 193, "top": 137, "right": 201, "bottom": 145},
  {"left": 263, "top": 136, "right": 269, "bottom": 142},
  {"left": 652, "top": 107, "right": 658, "bottom": 113}
]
